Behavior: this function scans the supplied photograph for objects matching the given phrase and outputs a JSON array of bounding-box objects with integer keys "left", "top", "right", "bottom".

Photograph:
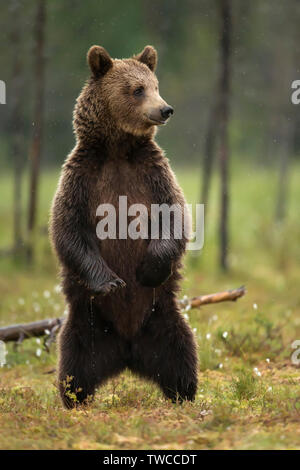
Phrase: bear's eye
[{"left": 133, "top": 86, "right": 144, "bottom": 97}]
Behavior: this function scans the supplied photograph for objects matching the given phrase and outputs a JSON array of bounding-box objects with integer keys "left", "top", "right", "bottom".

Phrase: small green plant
[
  {"left": 217, "top": 313, "right": 284, "bottom": 359},
  {"left": 230, "top": 369, "right": 258, "bottom": 401},
  {"left": 62, "top": 375, "right": 83, "bottom": 407},
  {"left": 198, "top": 333, "right": 222, "bottom": 371}
]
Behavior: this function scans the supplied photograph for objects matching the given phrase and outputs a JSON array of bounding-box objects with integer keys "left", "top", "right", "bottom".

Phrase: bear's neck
[
  {"left": 74, "top": 109, "right": 156, "bottom": 160},
  {"left": 76, "top": 127, "right": 154, "bottom": 162}
]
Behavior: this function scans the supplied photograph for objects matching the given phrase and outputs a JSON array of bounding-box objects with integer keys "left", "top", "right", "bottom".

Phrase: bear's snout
[
  {"left": 147, "top": 101, "right": 174, "bottom": 125},
  {"left": 160, "top": 105, "right": 174, "bottom": 120}
]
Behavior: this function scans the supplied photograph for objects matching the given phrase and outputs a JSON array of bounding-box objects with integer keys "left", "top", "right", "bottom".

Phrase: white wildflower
[
  {"left": 253, "top": 367, "right": 261, "bottom": 377},
  {"left": 0, "top": 341, "right": 8, "bottom": 367},
  {"left": 200, "top": 409, "right": 212, "bottom": 417},
  {"left": 33, "top": 303, "right": 40, "bottom": 313}
]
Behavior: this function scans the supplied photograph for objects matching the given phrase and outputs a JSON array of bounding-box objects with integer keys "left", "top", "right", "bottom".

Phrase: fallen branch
[
  {"left": 188, "top": 285, "right": 246, "bottom": 308},
  {"left": 0, "top": 317, "right": 63, "bottom": 343},
  {"left": 0, "top": 286, "right": 246, "bottom": 343}
]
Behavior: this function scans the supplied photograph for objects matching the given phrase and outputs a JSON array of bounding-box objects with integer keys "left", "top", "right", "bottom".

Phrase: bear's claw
[{"left": 95, "top": 278, "right": 126, "bottom": 296}]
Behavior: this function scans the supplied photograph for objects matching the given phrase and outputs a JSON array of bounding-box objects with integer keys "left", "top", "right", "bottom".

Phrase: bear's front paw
[
  {"left": 90, "top": 277, "right": 126, "bottom": 296},
  {"left": 136, "top": 258, "right": 172, "bottom": 288}
]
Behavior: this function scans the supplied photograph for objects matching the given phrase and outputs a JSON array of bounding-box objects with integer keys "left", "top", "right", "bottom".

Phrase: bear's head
[{"left": 74, "top": 45, "right": 173, "bottom": 142}]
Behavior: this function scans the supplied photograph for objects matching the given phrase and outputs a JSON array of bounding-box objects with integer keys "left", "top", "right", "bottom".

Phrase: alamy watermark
[
  {"left": 0, "top": 80, "right": 6, "bottom": 104},
  {"left": 96, "top": 197, "right": 204, "bottom": 251},
  {"left": 291, "top": 80, "right": 300, "bottom": 104},
  {"left": 291, "top": 340, "right": 300, "bottom": 366}
]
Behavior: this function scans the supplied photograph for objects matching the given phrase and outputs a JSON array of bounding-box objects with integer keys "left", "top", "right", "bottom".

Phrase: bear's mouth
[{"left": 146, "top": 115, "right": 168, "bottom": 126}]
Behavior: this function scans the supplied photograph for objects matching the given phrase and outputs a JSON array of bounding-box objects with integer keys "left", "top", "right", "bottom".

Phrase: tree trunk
[
  {"left": 218, "top": 0, "right": 232, "bottom": 271},
  {"left": 27, "top": 0, "right": 46, "bottom": 263},
  {"left": 201, "top": 97, "right": 219, "bottom": 206},
  {"left": 9, "top": 0, "right": 26, "bottom": 255},
  {"left": 275, "top": 118, "right": 293, "bottom": 222}
]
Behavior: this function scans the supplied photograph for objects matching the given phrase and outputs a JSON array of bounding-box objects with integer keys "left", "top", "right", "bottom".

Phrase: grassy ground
[{"left": 0, "top": 162, "right": 300, "bottom": 450}]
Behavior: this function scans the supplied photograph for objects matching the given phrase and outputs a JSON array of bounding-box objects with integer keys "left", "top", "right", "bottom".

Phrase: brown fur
[{"left": 50, "top": 45, "right": 198, "bottom": 408}]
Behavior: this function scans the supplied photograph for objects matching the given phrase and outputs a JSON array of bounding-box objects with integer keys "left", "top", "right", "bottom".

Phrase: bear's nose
[{"left": 160, "top": 106, "right": 174, "bottom": 120}]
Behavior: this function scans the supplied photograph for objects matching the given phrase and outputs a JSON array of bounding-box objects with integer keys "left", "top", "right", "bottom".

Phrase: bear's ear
[
  {"left": 134, "top": 45, "right": 157, "bottom": 72},
  {"left": 87, "top": 45, "right": 113, "bottom": 78}
]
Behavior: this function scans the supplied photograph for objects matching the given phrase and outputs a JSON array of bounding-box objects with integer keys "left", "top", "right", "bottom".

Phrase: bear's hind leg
[
  {"left": 58, "top": 298, "right": 128, "bottom": 409},
  {"left": 58, "top": 313, "right": 97, "bottom": 409},
  {"left": 130, "top": 297, "right": 198, "bottom": 403}
]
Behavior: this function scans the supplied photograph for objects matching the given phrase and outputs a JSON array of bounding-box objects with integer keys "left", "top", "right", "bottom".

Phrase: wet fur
[{"left": 50, "top": 46, "right": 198, "bottom": 408}]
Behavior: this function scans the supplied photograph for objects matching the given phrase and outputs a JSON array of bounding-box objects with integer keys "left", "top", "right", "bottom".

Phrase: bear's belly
[{"left": 94, "top": 159, "right": 155, "bottom": 338}]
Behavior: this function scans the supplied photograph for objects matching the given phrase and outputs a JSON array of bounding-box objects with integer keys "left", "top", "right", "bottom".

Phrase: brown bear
[{"left": 50, "top": 45, "right": 198, "bottom": 408}]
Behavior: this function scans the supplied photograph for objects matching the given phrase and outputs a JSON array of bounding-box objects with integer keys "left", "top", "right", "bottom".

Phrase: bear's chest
[
  {"left": 94, "top": 157, "right": 152, "bottom": 271},
  {"left": 96, "top": 159, "right": 152, "bottom": 209}
]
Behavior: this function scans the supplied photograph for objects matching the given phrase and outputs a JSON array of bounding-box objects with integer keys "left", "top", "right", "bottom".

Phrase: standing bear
[{"left": 50, "top": 45, "right": 198, "bottom": 408}]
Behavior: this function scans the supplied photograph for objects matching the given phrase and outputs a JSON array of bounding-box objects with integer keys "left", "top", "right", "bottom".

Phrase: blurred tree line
[{"left": 1, "top": 0, "right": 300, "bottom": 168}]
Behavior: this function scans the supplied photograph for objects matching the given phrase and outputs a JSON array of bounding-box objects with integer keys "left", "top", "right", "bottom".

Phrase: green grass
[{"left": 0, "top": 161, "right": 300, "bottom": 449}]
